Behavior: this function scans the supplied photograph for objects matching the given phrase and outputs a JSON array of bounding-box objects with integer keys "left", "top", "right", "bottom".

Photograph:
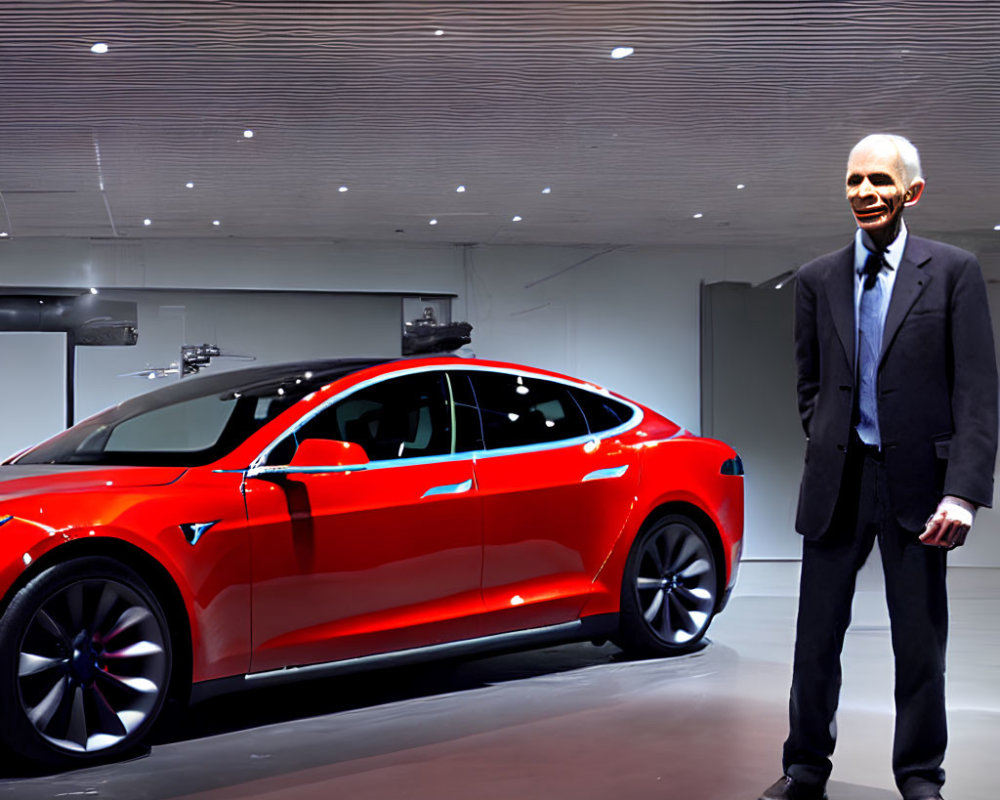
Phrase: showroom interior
[{"left": 1, "top": 2, "right": 999, "bottom": 798}]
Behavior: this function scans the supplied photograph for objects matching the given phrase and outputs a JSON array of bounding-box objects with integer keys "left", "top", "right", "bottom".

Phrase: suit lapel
[
  {"left": 881, "top": 236, "right": 933, "bottom": 362},
  {"left": 823, "top": 245, "right": 857, "bottom": 371}
]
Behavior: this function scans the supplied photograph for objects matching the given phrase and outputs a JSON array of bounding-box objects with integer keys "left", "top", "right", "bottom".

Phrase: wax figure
[{"left": 759, "top": 134, "right": 998, "bottom": 800}]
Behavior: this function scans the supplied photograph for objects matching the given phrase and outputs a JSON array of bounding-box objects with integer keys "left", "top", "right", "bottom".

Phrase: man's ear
[{"left": 904, "top": 179, "right": 925, "bottom": 207}]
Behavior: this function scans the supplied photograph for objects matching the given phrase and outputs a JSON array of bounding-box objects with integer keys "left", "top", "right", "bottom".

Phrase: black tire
[
  {"left": 0, "top": 557, "right": 172, "bottom": 766},
  {"left": 614, "top": 514, "right": 719, "bottom": 657}
]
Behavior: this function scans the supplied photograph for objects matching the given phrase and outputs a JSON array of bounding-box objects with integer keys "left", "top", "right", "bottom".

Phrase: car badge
[{"left": 179, "top": 520, "right": 220, "bottom": 546}]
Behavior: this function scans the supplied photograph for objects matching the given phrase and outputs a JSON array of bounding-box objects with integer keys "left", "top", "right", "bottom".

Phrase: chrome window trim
[{"left": 248, "top": 363, "right": 643, "bottom": 473}]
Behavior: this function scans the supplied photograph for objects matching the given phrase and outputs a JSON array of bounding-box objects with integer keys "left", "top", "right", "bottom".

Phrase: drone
[{"left": 121, "top": 344, "right": 255, "bottom": 379}]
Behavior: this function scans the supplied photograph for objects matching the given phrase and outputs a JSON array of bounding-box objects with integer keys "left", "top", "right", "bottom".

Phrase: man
[{"left": 759, "top": 134, "right": 998, "bottom": 800}]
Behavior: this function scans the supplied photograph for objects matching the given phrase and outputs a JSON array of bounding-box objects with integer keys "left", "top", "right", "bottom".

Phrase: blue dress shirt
[{"left": 854, "top": 221, "right": 907, "bottom": 448}]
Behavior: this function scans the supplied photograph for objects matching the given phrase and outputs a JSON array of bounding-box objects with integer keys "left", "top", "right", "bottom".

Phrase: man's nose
[{"left": 853, "top": 177, "right": 877, "bottom": 197}]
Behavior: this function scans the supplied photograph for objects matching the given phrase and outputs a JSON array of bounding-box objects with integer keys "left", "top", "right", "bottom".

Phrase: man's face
[{"left": 845, "top": 141, "right": 921, "bottom": 240}]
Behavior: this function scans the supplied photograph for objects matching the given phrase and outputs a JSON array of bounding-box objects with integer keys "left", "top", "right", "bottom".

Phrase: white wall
[
  {"left": 461, "top": 243, "right": 795, "bottom": 433},
  {"left": 2, "top": 235, "right": 999, "bottom": 566}
]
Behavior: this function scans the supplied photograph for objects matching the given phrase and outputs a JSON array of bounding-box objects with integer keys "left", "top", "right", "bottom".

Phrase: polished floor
[{"left": 1, "top": 562, "right": 997, "bottom": 800}]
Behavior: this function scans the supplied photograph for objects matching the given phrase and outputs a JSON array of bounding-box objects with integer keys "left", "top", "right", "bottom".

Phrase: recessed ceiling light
[
  {"left": 994, "top": 224, "right": 1000, "bottom": 231},
  {"left": 456, "top": 185, "right": 466, "bottom": 193},
  {"left": 610, "top": 47, "right": 634, "bottom": 60},
  {"left": 737, "top": 184, "right": 746, "bottom": 190},
  {"left": 693, "top": 213, "right": 704, "bottom": 219},
  {"left": 541, "top": 186, "right": 552, "bottom": 194},
  {"left": 434, "top": 29, "right": 445, "bottom": 36},
  {"left": 90, "top": 42, "right": 109, "bottom": 54},
  {"left": 429, "top": 218, "right": 438, "bottom": 225},
  {"left": 512, "top": 215, "right": 523, "bottom": 222},
  {"left": 212, "top": 220, "right": 221, "bottom": 227},
  {"left": 339, "top": 185, "right": 349, "bottom": 193},
  {"left": 242, "top": 129, "right": 254, "bottom": 139},
  {"left": 143, "top": 218, "right": 152, "bottom": 226},
  {"left": 89, "top": 288, "right": 99, "bottom": 295},
  {"left": 185, "top": 181, "right": 194, "bottom": 189},
  {"left": 0, "top": 232, "right": 8, "bottom": 238}
]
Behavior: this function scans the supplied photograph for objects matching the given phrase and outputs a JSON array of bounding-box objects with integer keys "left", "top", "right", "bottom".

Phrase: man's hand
[{"left": 919, "top": 495, "right": 976, "bottom": 549}]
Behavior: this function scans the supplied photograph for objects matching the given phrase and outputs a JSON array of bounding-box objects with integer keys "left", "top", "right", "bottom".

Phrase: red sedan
[{"left": 0, "top": 357, "right": 743, "bottom": 765}]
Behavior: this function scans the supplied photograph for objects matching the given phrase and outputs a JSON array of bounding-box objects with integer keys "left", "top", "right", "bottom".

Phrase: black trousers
[{"left": 783, "top": 444, "right": 949, "bottom": 798}]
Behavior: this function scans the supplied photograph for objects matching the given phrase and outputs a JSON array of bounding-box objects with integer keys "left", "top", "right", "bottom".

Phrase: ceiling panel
[{"left": 1, "top": 1, "right": 999, "bottom": 252}]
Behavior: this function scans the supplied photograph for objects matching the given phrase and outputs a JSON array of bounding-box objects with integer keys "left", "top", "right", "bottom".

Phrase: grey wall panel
[{"left": 0, "top": 332, "right": 65, "bottom": 459}]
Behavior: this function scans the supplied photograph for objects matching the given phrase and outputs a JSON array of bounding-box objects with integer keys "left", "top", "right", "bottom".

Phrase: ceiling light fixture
[
  {"left": 242, "top": 129, "right": 254, "bottom": 139},
  {"left": 185, "top": 182, "right": 194, "bottom": 189},
  {"left": 90, "top": 43, "right": 109, "bottom": 54},
  {"left": 89, "top": 288, "right": 99, "bottom": 295},
  {"left": 212, "top": 220, "right": 221, "bottom": 227},
  {"left": 693, "top": 213, "right": 704, "bottom": 219},
  {"left": 994, "top": 224, "right": 1000, "bottom": 231},
  {"left": 512, "top": 215, "right": 523, "bottom": 222},
  {"left": 456, "top": 185, "right": 466, "bottom": 193},
  {"left": 429, "top": 218, "right": 438, "bottom": 225},
  {"left": 339, "top": 185, "right": 349, "bottom": 193},
  {"left": 541, "top": 187, "right": 552, "bottom": 194},
  {"left": 143, "top": 218, "right": 152, "bottom": 226},
  {"left": 434, "top": 29, "right": 445, "bottom": 36},
  {"left": 737, "top": 184, "right": 746, "bottom": 190},
  {"left": 610, "top": 47, "right": 634, "bottom": 59},
  {"left": 0, "top": 232, "right": 8, "bottom": 238}
]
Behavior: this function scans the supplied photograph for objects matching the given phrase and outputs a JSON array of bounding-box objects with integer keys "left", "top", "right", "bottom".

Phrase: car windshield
[{"left": 13, "top": 359, "right": 387, "bottom": 467}]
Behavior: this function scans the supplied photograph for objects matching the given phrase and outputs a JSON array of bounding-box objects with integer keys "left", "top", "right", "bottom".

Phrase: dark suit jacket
[{"left": 795, "top": 234, "right": 999, "bottom": 538}]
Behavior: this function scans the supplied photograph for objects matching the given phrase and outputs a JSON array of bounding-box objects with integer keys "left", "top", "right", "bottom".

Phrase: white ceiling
[{"left": 2, "top": 1, "right": 999, "bottom": 254}]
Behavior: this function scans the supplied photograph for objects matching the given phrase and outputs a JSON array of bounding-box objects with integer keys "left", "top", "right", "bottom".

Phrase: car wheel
[
  {"left": 0, "top": 557, "right": 172, "bottom": 765},
  {"left": 615, "top": 514, "right": 718, "bottom": 656}
]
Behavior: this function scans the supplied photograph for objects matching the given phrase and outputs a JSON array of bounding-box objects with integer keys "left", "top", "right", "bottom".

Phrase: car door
[
  {"left": 244, "top": 369, "right": 483, "bottom": 673},
  {"left": 460, "top": 370, "right": 641, "bottom": 633}
]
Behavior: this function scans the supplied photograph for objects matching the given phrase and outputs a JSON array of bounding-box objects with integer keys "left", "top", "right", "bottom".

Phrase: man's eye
[
  {"left": 869, "top": 174, "right": 894, "bottom": 185},
  {"left": 847, "top": 175, "right": 862, "bottom": 186}
]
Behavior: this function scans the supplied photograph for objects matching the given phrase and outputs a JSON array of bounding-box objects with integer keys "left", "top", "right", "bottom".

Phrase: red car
[{"left": 0, "top": 357, "right": 743, "bottom": 765}]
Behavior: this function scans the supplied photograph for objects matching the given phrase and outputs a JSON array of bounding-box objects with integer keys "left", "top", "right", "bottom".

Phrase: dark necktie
[
  {"left": 856, "top": 250, "right": 886, "bottom": 445},
  {"left": 861, "top": 249, "right": 882, "bottom": 290}
]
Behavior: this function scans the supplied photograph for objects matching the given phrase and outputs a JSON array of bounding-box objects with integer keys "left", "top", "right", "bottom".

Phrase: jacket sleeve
[{"left": 943, "top": 254, "right": 999, "bottom": 507}]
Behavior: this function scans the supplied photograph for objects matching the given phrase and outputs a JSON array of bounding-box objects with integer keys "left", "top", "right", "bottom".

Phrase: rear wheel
[
  {"left": 0, "top": 557, "right": 172, "bottom": 765},
  {"left": 615, "top": 514, "right": 718, "bottom": 656}
]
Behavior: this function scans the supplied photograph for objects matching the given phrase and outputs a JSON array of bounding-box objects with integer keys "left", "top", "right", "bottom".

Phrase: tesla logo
[{"left": 180, "top": 520, "right": 220, "bottom": 546}]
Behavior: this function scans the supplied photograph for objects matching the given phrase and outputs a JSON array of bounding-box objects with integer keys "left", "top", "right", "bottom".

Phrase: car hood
[{"left": 0, "top": 464, "right": 187, "bottom": 503}]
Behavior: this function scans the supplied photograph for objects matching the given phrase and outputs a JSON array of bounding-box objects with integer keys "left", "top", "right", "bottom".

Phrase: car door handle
[
  {"left": 582, "top": 465, "right": 630, "bottom": 482},
  {"left": 421, "top": 479, "right": 474, "bottom": 498}
]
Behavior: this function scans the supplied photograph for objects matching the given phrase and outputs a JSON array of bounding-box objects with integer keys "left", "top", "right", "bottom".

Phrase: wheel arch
[{"left": 0, "top": 537, "right": 194, "bottom": 704}]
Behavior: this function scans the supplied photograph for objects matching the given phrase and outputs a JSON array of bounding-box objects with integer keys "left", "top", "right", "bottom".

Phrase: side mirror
[
  {"left": 290, "top": 439, "right": 369, "bottom": 469},
  {"left": 247, "top": 438, "right": 369, "bottom": 479}
]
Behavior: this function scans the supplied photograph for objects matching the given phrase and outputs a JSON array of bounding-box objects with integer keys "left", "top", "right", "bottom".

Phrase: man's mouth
[{"left": 853, "top": 206, "right": 887, "bottom": 220}]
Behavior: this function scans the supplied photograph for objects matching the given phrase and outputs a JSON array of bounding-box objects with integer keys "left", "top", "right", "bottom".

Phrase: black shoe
[{"left": 758, "top": 775, "right": 828, "bottom": 800}]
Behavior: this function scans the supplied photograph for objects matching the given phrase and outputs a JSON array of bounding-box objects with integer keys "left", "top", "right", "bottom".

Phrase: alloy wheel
[{"left": 16, "top": 575, "right": 170, "bottom": 755}]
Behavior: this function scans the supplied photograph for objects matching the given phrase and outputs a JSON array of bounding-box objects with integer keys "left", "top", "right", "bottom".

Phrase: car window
[
  {"left": 466, "top": 371, "right": 589, "bottom": 449},
  {"left": 104, "top": 394, "right": 240, "bottom": 452},
  {"left": 569, "top": 387, "right": 635, "bottom": 433},
  {"left": 276, "top": 371, "right": 454, "bottom": 463}
]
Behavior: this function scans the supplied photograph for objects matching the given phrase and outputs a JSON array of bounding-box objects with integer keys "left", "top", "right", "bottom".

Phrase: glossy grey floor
[{"left": 1, "top": 564, "right": 996, "bottom": 800}]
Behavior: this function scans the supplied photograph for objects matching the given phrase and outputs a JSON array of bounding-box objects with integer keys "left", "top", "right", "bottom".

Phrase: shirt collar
[{"left": 854, "top": 219, "right": 907, "bottom": 272}]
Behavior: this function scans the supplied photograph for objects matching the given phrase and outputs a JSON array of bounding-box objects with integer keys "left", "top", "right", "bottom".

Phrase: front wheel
[
  {"left": 614, "top": 514, "right": 719, "bottom": 657},
  {"left": 0, "top": 557, "right": 172, "bottom": 766}
]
